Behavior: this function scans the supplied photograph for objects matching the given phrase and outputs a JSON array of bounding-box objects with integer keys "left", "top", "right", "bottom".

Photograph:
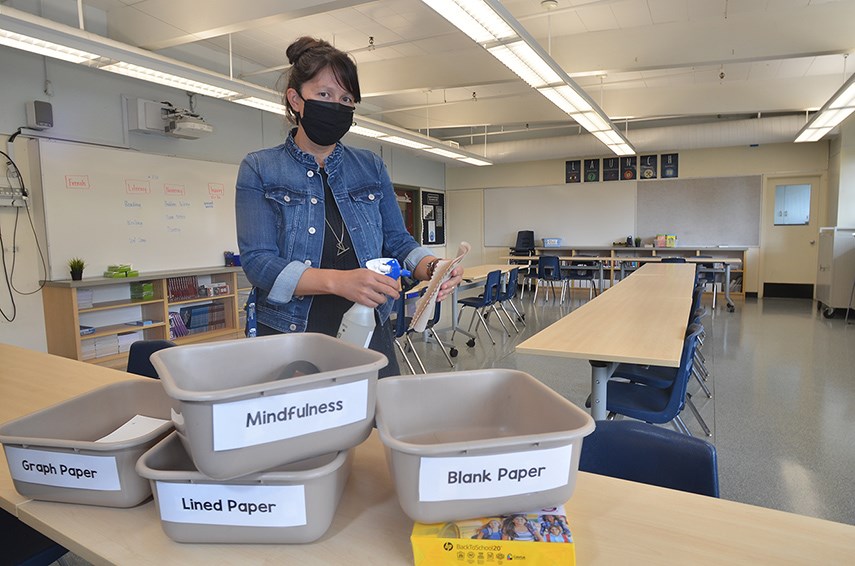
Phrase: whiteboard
[
  {"left": 37, "top": 139, "right": 238, "bottom": 280},
  {"left": 483, "top": 183, "right": 637, "bottom": 247}
]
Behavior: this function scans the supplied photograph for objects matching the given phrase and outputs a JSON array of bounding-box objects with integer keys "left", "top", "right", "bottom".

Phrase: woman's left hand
[{"left": 437, "top": 266, "right": 463, "bottom": 301}]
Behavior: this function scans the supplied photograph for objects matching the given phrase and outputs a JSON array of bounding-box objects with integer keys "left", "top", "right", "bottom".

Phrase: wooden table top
[
  {"left": 516, "top": 263, "right": 696, "bottom": 366},
  {"left": 4, "top": 344, "right": 855, "bottom": 565}
]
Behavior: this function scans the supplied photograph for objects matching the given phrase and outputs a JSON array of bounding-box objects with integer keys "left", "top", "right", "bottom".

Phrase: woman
[
  {"left": 501, "top": 514, "right": 544, "bottom": 542},
  {"left": 236, "top": 37, "right": 461, "bottom": 377}
]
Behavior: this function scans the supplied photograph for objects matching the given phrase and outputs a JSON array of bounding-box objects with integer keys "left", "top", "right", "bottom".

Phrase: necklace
[{"left": 325, "top": 217, "right": 350, "bottom": 256}]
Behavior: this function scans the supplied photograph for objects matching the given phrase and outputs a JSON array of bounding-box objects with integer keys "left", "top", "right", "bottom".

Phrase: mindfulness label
[
  {"left": 418, "top": 445, "right": 573, "bottom": 502},
  {"left": 211, "top": 379, "right": 368, "bottom": 451},
  {"left": 155, "top": 482, "right": 306, "bottom": 527},
  {"left": 6, "top": 446, "right": 121, "bottom": 491}
]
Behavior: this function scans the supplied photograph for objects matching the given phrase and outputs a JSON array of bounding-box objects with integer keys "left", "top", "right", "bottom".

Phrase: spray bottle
[{"left": 336, "top": 258, "right": 411, "bottom": 348}]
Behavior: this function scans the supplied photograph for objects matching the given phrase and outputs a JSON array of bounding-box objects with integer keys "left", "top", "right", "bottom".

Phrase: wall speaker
[{"left": 26, "top": 100, "right": 53, "bottom": 130}]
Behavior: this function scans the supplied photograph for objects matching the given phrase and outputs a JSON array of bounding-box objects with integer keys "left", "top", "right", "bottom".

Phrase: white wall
[{"left": 0, "top": 46, "right": 446, "bottom": 351}]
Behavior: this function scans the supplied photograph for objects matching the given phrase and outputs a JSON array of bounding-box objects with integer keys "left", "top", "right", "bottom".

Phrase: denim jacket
[{"left": 236, "top": 133, "right": 432, "bottom": 333}]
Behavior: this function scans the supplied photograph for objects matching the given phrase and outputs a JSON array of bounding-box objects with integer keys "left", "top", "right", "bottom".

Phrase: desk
[
  {"left": 3, "top": 345, "right": 855, "bottom": 564},
  {"left": 615, "top": 256, "right": 743, "bottom": 311},
  {"left": 516, "top": 263, "right": 696, "bottom": 420},
  {"left": 501, "top": 256, "right": 610, "bottom": 296}
]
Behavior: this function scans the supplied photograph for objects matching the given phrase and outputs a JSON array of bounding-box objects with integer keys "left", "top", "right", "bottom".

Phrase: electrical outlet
[{"left": 0, "top": 186, "right": 26, "bottom": 207}]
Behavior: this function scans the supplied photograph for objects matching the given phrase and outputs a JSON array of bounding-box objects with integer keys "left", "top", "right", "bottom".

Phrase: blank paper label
[
  {"left": 5, "top": 446, "right": 120, "bottom": 491},
  {"left": 211, "top": 379, "right": 369, "bottom": 451},
  {"left": 418, "top": 445, "right": 573, "bottom": 502},
  {"left": 155, "top": 482, "right": 307, "bottom": 527}
]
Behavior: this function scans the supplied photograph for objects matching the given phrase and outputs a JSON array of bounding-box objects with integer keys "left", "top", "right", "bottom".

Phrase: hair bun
[{"left": 286, "top": 36, "right": 322, "bottom": 66}]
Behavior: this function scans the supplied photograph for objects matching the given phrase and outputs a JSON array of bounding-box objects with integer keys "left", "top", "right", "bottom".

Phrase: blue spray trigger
[{"left": 365, "top": 258, "right": 411, "bottom": 279}]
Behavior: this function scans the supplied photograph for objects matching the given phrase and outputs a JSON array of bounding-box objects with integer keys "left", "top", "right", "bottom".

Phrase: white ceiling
[{"left": 10, "top": 0, "right": 855, "bottom": 162}]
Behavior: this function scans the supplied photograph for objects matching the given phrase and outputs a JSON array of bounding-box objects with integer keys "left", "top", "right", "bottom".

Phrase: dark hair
[{"left": 281, "top": 36, "right": 361, "bottom": 123}]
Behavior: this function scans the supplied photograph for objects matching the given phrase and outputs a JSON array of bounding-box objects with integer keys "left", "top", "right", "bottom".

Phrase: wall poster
[
  {"left": 565, "top": 160, "right": 581, "bottom": 183},
  {"left": 584, "top": 158, "right": 600, "bottom": 182}
]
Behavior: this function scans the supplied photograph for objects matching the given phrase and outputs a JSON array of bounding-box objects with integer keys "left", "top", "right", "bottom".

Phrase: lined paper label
[{"left": 155, "top": 482, "right": 307, "bottom": 527}]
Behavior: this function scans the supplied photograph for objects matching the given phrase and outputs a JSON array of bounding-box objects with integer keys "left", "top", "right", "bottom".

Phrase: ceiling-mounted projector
[{"left": 165, "top": 114, "right": 214, "bottom": 139}]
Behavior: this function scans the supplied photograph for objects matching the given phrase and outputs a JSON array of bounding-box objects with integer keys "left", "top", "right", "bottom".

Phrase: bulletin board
[
  {"left": 482, "top": 183, "right": 637, "bottom": 247},
  {"left": 35, "top": 139, "right": 239, "bottom": 280},
  {"left": 636, "top": 176, "right": 761, "bottom": 246},
  {"left": 421, "top": 190, "right": 445, "bottom": 246}
]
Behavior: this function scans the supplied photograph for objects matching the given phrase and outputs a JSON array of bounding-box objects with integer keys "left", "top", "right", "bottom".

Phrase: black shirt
[{"left": 305, "top": 168, "right": 360, "bottom": 336}]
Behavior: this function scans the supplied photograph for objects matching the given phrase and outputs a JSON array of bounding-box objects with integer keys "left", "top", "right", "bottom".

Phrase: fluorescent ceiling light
[
  {"left": 458, "top": 156, "right": 492, "bottom": 166},
  {"left": 0, "top": 5, "right": 490, "bottom": 166},
  {"left": 232, "top": 97, "right": 288, "bottom": 115},
  {"left": 0, "top": 28, "right": 98, "bottom": 63},
  {"left": 101, "top": 62, "right": 240, "bottom": 99},
  {"left": 421, "top": 0, "right": 636, "bottom": 156},
  {"left": 795, "top": 70, "right": 855, "bottom": 143}
]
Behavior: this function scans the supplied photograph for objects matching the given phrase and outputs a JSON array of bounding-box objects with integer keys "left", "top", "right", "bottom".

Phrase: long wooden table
[
  {"left": 3, "top": 345, "right": 855, "bottom": 563},
  {"left": 517, "top": 263, "right": 696, "bottom": 420}
]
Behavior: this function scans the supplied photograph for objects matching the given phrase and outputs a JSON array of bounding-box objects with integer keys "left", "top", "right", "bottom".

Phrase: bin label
[
  {"left": 5, "top": 446, "right": 121, "bottom": 491},
  {"left": 155, "top": 482, "right": 307, "bottom": 527},
  {"left": 418, "top": 445, "right": 573, "bottom": 502},
  {"left": 211, "top": 379, "right": 369, "bottom": 451}
]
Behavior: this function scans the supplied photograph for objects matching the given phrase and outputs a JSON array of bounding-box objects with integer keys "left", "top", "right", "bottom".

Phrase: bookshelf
[{"left": 42, "top": 267, "right": 242, "bottom": 370}]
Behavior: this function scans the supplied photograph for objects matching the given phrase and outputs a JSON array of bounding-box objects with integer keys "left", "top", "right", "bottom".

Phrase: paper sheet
[
  {"left": 95, "top": 414, "right": 170, "bottom": 443},
  {"left": 409, "top": 242, "right": 471, "bottom": 332}
]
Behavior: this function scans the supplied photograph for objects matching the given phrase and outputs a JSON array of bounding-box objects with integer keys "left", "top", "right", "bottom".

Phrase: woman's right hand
[{"left": 332, "top": 268, "right": 401, "bottom": 307}]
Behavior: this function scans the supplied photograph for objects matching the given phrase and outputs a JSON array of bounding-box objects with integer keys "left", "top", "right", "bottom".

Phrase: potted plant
[{"left": 68, "top": 257, "right": 86, "bottom": 281}]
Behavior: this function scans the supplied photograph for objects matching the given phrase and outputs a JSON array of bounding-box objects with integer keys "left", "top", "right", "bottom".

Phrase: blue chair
[
  {"left": 579, "top": 420, "right": 719, "bottom": 497},
  {"left": 126, "top": 339, "right": 176, "bottom": 378},
  {"left": 696, "top": 255, "right": 721, "bottom": 308},
  {"left": 1, "top": 508, "right": 68, "bottom": 566},
  {"left": 563, "top": 256, "right": 599, "bottom": 301},
  {"left": 601, "top": 323, "right": 703, "bottom": 435},
  {"left": 452, "top": 269, "right": 510, "bottom": 347},
  {"left": 495, "top": 267, "right": 524, "bottom": 331},
  {"left": 393, "top": 289, "right": 426, "bottom": 374},
  {"left": 533, "top": 255, "right": 568, "bottom": 304}
]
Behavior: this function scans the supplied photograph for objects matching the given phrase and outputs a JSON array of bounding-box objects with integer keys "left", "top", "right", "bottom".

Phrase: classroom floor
[{"left": 400, "top": 284, "right": 855, "bottom": 526}]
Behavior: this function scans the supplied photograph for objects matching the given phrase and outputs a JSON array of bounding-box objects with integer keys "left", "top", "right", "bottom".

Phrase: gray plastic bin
[
  {"left": 150, "top": 333, "right": 386, "bottom": 480},
  {"left": 0, "top": 379, "right": 173, "bottom": 507},
  {"left": 136, "top": 431, "right": 352, "bottom": 544},
  {"left": 375, "top": 369, "right": 596, "bottom": 523}
]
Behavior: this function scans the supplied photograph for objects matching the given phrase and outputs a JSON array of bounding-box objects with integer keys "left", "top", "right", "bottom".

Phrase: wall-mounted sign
[
  {"left": 603, "top": 157, "right": 620, "bottom": 181},
  {"left": 661, "top": 153, "right": 679, "bottom": 178},
  {"left": 584, "top": 158, "right": 600, "bottom": 182},
  {"left": 640, "top": 155, "right": 657, "bottom": 179},
  {"left": 565, "top": 160, "right": 581, "bottom": 183},
  {"left": 621, "top": 156, "right": 637, "bottom": 180}
]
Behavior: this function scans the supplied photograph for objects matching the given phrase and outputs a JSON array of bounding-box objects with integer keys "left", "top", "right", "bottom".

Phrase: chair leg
[
  {"left": 673, "top": 415, "right": 693, "bottom": 436},
  {"left": 490, "top": 304, "right": 513, "bottom": 336},
  {"left": 533, "top": 281, "right": 539, "bottom": 304},
  {"left": 498, "top": 302, "right": 520, "bottom": 333},
  {"left": 451, "top": 307, "right": 466, "bottom": 341},
  {"left": 477, "top": 309, "right": 496, "bottom": 344},
  {"left": 692, "top": 366, "right": 713, "bottom": 398},
  {"left": 686, "top": 393, "right": 712, "bottom": 437},
  {"left": 394, "top": 339, "right": 416, "bottom": 374},
  {"left": 429, "top": 327, "right": 455, "bottom": 368},
  {"left": 405, "top": 334, "right": 426, "bottom": 373},
  {"left": 507, "top": 297, "right": 526, "bottom": 326}
]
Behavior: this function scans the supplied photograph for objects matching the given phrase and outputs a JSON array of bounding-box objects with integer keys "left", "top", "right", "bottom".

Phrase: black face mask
[{"left": 297, "top": 98, "right": 354, "bottom": 146}]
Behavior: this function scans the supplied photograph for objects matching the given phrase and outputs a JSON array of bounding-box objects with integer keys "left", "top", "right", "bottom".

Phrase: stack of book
[
  {"left": 180, "top": 302, "right": 226, "bottom": 334},
  {"left": 81, "top": 335, "right": 120, "bottom": 360},
  {"left": 130, "top": 281, "right": 154, "bottom": 301},
  {"left": 169, "top": 311, "right": 189, "bottom": 339},
  {"left": 118, "top": 331, "right": 142, "bottom": 353},
  {"left": 167, "top": 276, "right": 199, "bottom": 301},
  {"left": 77, "top": 288, "right": 94, "bottom": 309}
]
